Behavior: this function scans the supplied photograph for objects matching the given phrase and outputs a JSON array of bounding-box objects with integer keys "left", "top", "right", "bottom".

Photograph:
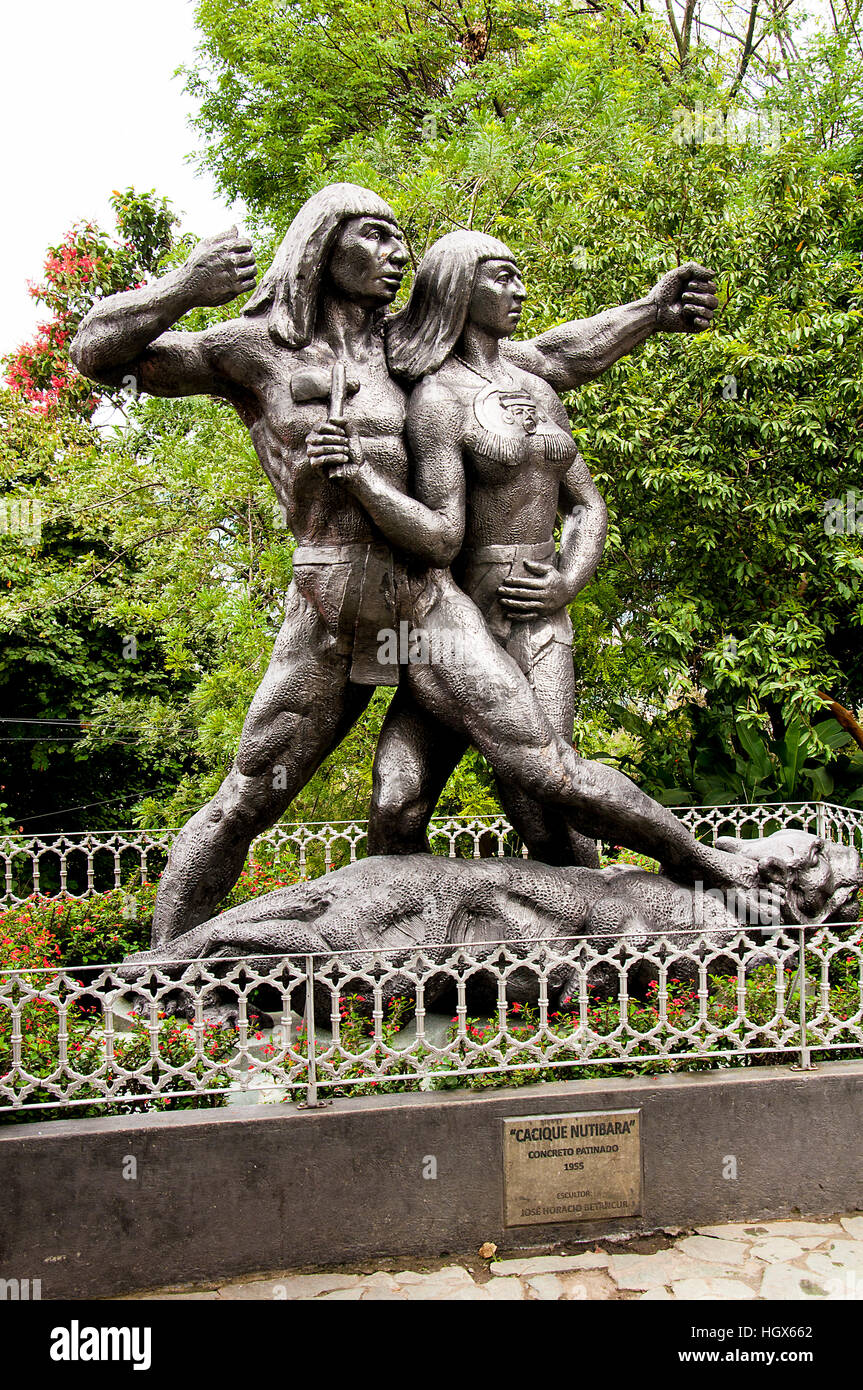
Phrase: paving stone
[
  {"left": 404, "top": 1283, "right": 488, "bottom": 1300},
  {"left": 676, "top": 1235, "right": 749, "bottom": 1266},
  {"left": 399, "top": 1268, "right": 478, "bottom": 1299},
  {"left": 403, "top": 1278, "right": 478, "bottom": 1299},
  {"left": 491, "top": 1252, "right": 608, "bottom": 1277},
  {"left": 361, "top": 1271, "right": 405, "bottom": 1293},
  {"left": 390, "top": 1270, "right": 428, "bottom": 1285},
  {"left": 526, "top": 1274, "right": 564, "bottom": 1300},
  {"left": 759, "top": 1264, "right": 833, "bottom": 1300},
  {"left": 749, "top": 1237, "right": 805, "bottom": 1264},
  {"left": 484, "top": 1277, "right": 527, "bottom": 1301},
  {"left": 840, "top": 1216, "right": 863, "bottom": 1241},
  {"left": 696, "top": 1223, "right": 773, "bottom": 1240},
  {"left": 360, "top": 1288, "right": 409, "bottom": 1300},
  {"left": 823, "top": 1239, "right": 863, "bottom": 1267},
  {"left": 432, "top": 1265, "right": 477, "bottom": 1285},
  {"left": 317, "top": 1287, "right": 366, "bottom": 1300},
  {"left": 410, "top": 1266, "right": 476, "bottom": 1290},
  {"left": 696, "top": 1220, "right": 842, "bottom": 1241},
  {"left": 609, "top": 1249, "right": 753, "bottom": 1291},
  {"left": 671, "top": 1277, "right": 758, "bottom": 1301},
  {"left": 560, "top": 1272, "right": 618, "bottom": 1301},
  {"left": 218, "top": 1273, "right": 361, "bottom": 1300},
  {"left": 802, "top": 1255, "right": 854, "bottom": 1292},
  {"left": 608, "top": 1250, "right": 691, "bottom": 1291},
  {"left": 750, "top": 1221, "right": 844, "bottom": 1239},
  {"left": 805, "top": 1242, "right": 863, "bottom": 1278},
  {"left": 640, "top": 1288, "right": 674, "bottom": 1300},
  {"left": 797, "top": 1237, "right": 832, "bottom": 1249}
]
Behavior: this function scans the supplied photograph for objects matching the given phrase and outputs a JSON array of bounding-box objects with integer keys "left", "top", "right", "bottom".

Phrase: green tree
[
  {"left": 182, "top": 0, "right": 863, "bottom": 807},
  {"left": 5, "top": 3, "right": 863, "bottom": 844}
]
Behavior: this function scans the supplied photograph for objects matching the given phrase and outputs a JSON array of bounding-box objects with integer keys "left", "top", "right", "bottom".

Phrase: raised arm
[
  {"left": 306, "top": 380, "right": 466, "bottom": 568},
  {"left": 497, "top": 454, "right": 608, "bottom": 620},
  {"left": 503, "top": 262, "right": 718, "bottom": 391},
  {"left": 70, "top": 229, "right": 258, "bottom": 397}
]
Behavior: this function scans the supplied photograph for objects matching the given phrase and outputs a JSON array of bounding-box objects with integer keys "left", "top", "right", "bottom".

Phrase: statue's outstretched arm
[
  {"left": 497, "top": 454, "right": 608, "bottom": 620},
  {"left": 70, "top": 228, "right": 257, "bottom": 397},
  {"left": 503, "top": 262, "right": 718, "bottom": 391},
  {"left": 306, "top": 379, "right": 467, "bottom": 568}
]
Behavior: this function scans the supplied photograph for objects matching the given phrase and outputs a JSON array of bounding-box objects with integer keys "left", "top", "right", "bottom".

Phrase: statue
[
  {"left": 120, "top": 830, "right": 862, "bottom": 1025},
  {"left": 72, "top": 182, "right": 788, "bottom": 953}
]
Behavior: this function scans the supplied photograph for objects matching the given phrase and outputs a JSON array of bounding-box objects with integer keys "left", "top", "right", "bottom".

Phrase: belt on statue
[{"left": 464, "top": 540, "right": 556, "bottom": 564}]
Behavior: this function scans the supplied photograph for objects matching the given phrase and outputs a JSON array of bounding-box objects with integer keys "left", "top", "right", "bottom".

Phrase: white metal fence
[
  {"left": 2, "top": 922, "right": 861, "bottom": 1115},
  {"left": 2, "top": 801, "right": 862, "bottom": 1117},
  {"left": 3, "top": 801, "right": 862, "bottom": 909}
]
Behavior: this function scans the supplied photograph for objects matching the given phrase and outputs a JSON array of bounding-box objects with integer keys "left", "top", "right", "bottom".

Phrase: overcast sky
[{"left": 0, "top": 0, "right": 240, "bottom": 355}]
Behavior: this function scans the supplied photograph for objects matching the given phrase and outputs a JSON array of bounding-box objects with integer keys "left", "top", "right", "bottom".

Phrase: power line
[
  {"left": 13, "top": 786, "right": 175, "bottom": 827},
  {"left": 1, "top": 738, "right": 152, "bottom": 745},
  {"left": 0, "top": 718, "right": 198, "bottom": 732}
]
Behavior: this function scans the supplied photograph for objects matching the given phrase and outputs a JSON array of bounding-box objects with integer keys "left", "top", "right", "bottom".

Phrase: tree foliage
[{"left": 2, "top": 2, "right": 863, "bottom": 836}]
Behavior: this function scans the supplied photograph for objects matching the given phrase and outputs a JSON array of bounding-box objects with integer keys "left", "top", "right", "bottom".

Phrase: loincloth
[
  {"left": 292, "top": 541, "right": 433, "bottom": 686},
  {"left": 455, "top": 540, "right": 573, "bottom": 679}
]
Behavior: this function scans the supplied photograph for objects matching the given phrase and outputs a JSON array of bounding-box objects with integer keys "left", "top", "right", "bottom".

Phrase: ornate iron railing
[
  {"left": 2, "top": 801, "right": 861, "bottom": 909},
  {"left": 1, "top": 922, "right": 861, "bottom": 1115}
]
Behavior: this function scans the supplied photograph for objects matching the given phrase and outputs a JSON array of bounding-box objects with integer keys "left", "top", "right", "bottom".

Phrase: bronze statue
[{"left": 72, "top": 183, "right": 785, "bottom": 946}]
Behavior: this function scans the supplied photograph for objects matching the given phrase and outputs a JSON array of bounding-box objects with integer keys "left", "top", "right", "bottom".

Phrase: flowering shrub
[
  {"left": 0, "top": 859, "right": 303, "bottom": 976},
  {"left": 600, "top": 847, "right": 659, "bottom": 872},
  {"left": 110, "top": 1012, "right": 241, "bottom": 1111},
  {"left": 0, "top": 864, "right": 307, "bottom": 1123},
  {"left": 269, "top": 939, "right": 863, "bottom": 1103},
  {"left": 223, "top": 860, "right": 303, "bottom": 910},
  {"left": 0, "top": 894, "right": 242, "bottom": 1120},
  {"left": 3, "top": 189, "right": 176, "bottom": 419},
  {"left": 0, "top": 907, "right": 65, "bottom": 1096},
  {"left": 31, "top": 886, "right": 156, "bottom": 967},
  {"left": 1, "top": 991, "right": 243, "bottom": 1122}
]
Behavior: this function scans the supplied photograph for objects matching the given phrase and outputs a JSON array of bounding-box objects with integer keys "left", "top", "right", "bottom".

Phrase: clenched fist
[
  {"left": 648, "top": 262, "right": 719, "bottom": 333},
  {"left": 180, "top": 227, "right": 257, "bottom": 308}
]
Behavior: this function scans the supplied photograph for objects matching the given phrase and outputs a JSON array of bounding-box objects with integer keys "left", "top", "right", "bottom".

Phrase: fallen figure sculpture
[{"left": 120, "top": 830, "right": 862, "bottom": 1026}]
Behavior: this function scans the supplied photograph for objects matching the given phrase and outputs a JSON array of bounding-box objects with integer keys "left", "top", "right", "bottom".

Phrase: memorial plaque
[{"left": 502, "top": 1109, "right": 642, "bottom": 1227}]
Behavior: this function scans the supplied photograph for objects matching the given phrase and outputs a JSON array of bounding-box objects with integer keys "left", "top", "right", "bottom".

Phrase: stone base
[{"left": 2, "top": 1061, "right": 862, "bottom": 1299}]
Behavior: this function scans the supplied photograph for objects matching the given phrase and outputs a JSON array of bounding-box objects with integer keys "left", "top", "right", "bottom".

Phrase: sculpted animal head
[{"left": 715, "top": 829, "right": 863, "bottom": 925}]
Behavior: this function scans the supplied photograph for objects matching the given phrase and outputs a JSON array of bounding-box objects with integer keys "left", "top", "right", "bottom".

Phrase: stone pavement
[{"left": 124, "top": 1213, "right": 863, "bottom": 1301}]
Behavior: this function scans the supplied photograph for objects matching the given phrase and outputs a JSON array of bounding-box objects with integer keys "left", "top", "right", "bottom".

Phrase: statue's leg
[
  {"left": 367, "top": 685, "right": 467, "bottom": 855},
  {"left": 152, "top": 586, "right": 373, "bottom": 946},
  {"left": 405, "top": 575, "right": 783, "bottom": 909},
  {"left": 494, "top": 632, "right": 599, "bottom": 868}
]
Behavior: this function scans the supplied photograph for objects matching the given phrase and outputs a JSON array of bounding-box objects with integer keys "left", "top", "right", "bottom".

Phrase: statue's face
[
  {"left": 468, "top": 258, "right": 526, "bottom": 337},
  {"left": 326, "top": 216, "right": 409, "bottom": 307}
]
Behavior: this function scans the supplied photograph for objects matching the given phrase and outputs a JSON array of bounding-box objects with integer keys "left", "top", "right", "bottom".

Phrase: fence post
[
  {"left": 299, "top": 953, "right": 330, "bottom": 1109},
  {"left": 791, "top": 927, "right": 816, "bottom": 1072}
]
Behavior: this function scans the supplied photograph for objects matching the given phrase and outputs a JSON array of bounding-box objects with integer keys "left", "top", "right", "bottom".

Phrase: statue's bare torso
[
  {"left": 158, "top": 318, "right": 411, "bottom": 548},
  {"left": 435, "top": 356, "right": 579, "bottom": 550}
]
